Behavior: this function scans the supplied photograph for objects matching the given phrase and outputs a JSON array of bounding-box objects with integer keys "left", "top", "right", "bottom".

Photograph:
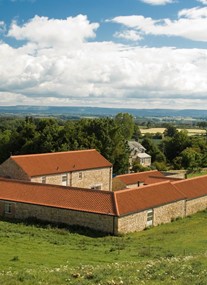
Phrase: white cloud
[
  {"left": 114, "top": 30, "right": 142, "bottom": 41},
  {"left": 139, "top": 0, "right": 175, "bottom": 5},
  {"left": 178, "top": 6, "right": 207, "bottom": 18},
  {"left": 1, "top": 15, "right": 207, "bottom": 109},
  {"left": 111, "top": 7, "right": 207, "bottom": 42},
  {"left": 197, "top": 0, "right": 207, "bottom": 5},
  {"left": 8, "top": 15, "right": 99, "bottom": 48}
]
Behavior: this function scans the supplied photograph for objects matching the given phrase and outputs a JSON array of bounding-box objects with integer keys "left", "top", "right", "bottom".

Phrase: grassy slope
[{"left": 0, "top": 211, "right": 207, "bottom": 284}]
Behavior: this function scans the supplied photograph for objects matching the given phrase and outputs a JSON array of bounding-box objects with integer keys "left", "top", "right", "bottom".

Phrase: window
[
  {"left": 146, "top": 209, "right": 153, "bottom": 227},
  {"left": 79, "top": 172, "right": 82, "bottom": 179},
  {"left": 91, "top": 184, "right": 102, "bottom": 190},
  {"left": 5, "top": 203, "right": 12, "bottom": 214},
  {"left": 42, "top": 176, "right": 46, "bottom": 184},
  {"left": 62, "top": 174, "right": 68, "bottom": 186}
]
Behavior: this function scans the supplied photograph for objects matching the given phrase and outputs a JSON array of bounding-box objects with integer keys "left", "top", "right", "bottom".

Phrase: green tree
[
  {"left": 114, "top": 113, "right": 135, "bottom": 140},
  {"left": 180, "top": 147, "right": 202, "bottom": 171},
  {"left": 163, "top": 130, "right": 190, "bottom": 162},
  {"left": 164, "top": 124, "right": 178, "bottom": 137},
  {"left": 141, "top": 137, "right": 166, "bottom": 163}
]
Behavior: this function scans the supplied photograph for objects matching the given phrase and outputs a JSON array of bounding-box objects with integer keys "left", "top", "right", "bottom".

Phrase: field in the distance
[
  {"left": 140, "top": 127, "right": 206, "bottom": 136},
  {"left": 0, "top": 211, "right": 207, "bottom": 284}
]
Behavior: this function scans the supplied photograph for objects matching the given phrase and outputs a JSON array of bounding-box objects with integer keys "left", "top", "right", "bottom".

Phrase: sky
[{"left": 0, "top": 0, "right": 207, "bottom": 109}]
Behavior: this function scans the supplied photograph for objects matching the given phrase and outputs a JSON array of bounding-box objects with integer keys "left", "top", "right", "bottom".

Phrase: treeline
[
  {"left": 0, "top": 114, "right": 207, "bottom": 174},
  {"left": 140, "top": 124, "right": 207, "bottom": 172},
  {"left": 0, "top": 113, "right": 139, "bottom": 174}
]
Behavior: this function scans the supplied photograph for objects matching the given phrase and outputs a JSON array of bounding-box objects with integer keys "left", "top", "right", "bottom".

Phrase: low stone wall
[
  {"left": 153, "top": 200, "right": 185, "bottom": 226},
  {"left": 117, "top": 211, "right": 147, "bottom": 233},
  {"left": 0, "top": 200, "right": 115, "bottom": 234},
  {"left": 117, "top": 200, "right": 185, "bottom": 233},
  {"left": 186, "top": 196, "right": 207, "bottom": 216}
]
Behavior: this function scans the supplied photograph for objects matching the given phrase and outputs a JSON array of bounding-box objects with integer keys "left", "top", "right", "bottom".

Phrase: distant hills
[{"left": 0, "top": 105, "right": 207, "bottom": 118}]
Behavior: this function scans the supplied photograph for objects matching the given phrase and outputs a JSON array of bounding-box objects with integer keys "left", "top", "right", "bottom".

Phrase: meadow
[
  {"left": 140, "top": 128, "right": 206, "bottom": 136},
  {"left": 0, "top": 211, "right": 207, "bottom": 284}
]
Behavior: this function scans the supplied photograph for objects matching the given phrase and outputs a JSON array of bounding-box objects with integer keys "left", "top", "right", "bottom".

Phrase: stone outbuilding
[
  {"left": 113, "top": 170, "right": 181, "bottom": 190},
  {"left": 0, "top": 178, "right": 187, "bottom": 234},
  {"left": 0, "top": 149, "right": 113, "bottom": 191},
  {"left": 173, "top": 175, "right": 207, "bottom": 216}
]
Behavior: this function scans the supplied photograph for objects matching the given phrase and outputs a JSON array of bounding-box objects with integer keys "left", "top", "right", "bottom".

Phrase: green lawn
[{"left": 0, "top": 211, "right": 207, "bottom": 284}]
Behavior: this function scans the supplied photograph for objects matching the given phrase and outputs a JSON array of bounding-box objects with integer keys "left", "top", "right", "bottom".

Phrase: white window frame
[
  {"left": 42, "top": 176, "right": 46, "bottom": 184},
  {"left": 146, "top": 209, "right": 153, "bottom": 227},
  {"left": 5, "top": 203, "right": 12, "bottom": 214},
  {"left": 62, "top": 174, "right": 68, "bottom": 186}
]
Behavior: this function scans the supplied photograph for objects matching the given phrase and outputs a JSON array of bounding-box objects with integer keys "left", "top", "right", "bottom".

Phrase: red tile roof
[
  {"left": 10, "top": 149, "right": 112, "bottom": 177},
  {"left": 2, "top": 175, "right": 207, "bottom": 218},
  {"left": 116, "top": 170, "right": 165, "bottom": 185},
  {"left": 114, "top": 181, "right": 185, "bottom": 216},
  {"left": 0, "top": 178, "right": 116, "bottom": 215},
  {"left": 173, "top": 175, "right": 207, "bottom": 199}
]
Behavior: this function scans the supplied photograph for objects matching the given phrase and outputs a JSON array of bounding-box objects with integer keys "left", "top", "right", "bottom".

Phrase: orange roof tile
[
  {"left": 116, "top": 170, "right": 165, "bottom": 185},
  {"left": 0, "top": 178, "right": 116, "bottom": 215},
  {"left": 10, "top": 149, "right": 112, "bottom": 177},
  {"left": 114, "top": 181, "right": 185, "bottom": 216},
  {"left": 173, "top": 175, "right": 207, "bottom": 199}
]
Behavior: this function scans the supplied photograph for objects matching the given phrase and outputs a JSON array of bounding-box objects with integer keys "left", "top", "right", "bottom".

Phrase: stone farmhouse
[
  {"left": 0, "top": 149, "right": 112, "bottom": 191},
  {"left": 128, "top": 141, "right": 151, "bottom": 168},
  {"left": 0, "top": 150, "right": 207, "bottom": 234}
]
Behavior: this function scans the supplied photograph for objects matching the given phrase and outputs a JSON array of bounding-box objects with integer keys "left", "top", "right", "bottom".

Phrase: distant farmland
[{"left": 140, "top": 128, "right": 206, "bottom": 136}]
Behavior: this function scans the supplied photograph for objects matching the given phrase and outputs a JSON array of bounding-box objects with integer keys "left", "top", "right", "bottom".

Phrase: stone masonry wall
[
  {"left": 117, "top": 200, "right": 185, "bottom": 233},
  {"left": 32, "top": 167, "right": 112, "bottom": 191},
  {"left": 0, "top": 201, "right": 115, "bottom": 234},
  {"left": 0, "top": 201, "right": 16, "bottom": 219},
  {"left": 0, "top": 159, "right": 29, "bottom": 181},
  {"left": 117, "top": 211, "right": 147, "bottom": 233},
  {"left": 186, "top": 196, "right": 207, "bottom": 216},
  {"left": 153, "top": 200, "right": 185, "bottom": 226}
]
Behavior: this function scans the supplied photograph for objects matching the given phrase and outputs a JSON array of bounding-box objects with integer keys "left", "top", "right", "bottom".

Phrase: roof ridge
[
  {"left": 0, "top": 177, "right": 112, "bottom": 194},
  {"left": 115, "top": 180, "right": 171, "bottom": 193},
  {"left": 11, "top": 149, "right": 96, "bottom": 158},
  {"left": 113, "top": 192, "right": 120, "bottom": 216},
  {"left": 116, "top": 170, "right": 159, "bottom": 178}
]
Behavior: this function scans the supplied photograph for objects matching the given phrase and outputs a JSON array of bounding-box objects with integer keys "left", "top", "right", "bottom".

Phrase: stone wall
[
  {"left": 0, "top": 200, "right": 115, "bottom": 234},
  {"left": 117, "top": 211, "right": 147, "bottom": 233},
  {"left": 117, "top": 200, "right": 185, "bottom": 233},
  {"left": 153, "top": 200, "right": 185, "bottom": 226},
  {"left": 186, "top": 196, "right": 207, "bottom": 216},
  {"left": 32, "top": 167, "right": 112, "bottom": 191},
  {"left": 0, "top": 159, "right": 29, "bottom": 181}
]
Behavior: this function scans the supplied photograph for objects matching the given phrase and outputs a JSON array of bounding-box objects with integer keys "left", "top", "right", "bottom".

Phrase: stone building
[
  {"left": 2, "top": 175, "right": 206, "bottom": 234},
  {"left": 128, "top": 141, "right": 151, "bottom": 168},
  {"left": 113, "top": 170, "right": 181, "bottom": 190},
  {"left": 0, "top": 149, "right": 112, "bottom": 191},
  {"left": 0, "top": 149, "right": 207, "bottom": 234},
  {"left": 173, "top": 175, "right": 207, "bottom": 216}
]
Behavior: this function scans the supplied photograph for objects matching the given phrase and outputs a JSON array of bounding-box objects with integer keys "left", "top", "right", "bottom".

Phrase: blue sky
[{"left": 0, "top": 0, "right": 207, "bottom": 109}]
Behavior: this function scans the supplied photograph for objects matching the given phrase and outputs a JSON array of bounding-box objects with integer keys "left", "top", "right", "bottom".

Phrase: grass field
[
  {"left": 0, "top": 211, "right": 207, "bottom": 284},
  {"left": 140, "top": 128, "right": 206, "bottom": 136}
]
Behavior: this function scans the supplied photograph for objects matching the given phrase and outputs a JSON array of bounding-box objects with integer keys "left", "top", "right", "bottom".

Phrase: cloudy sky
[{"left": 0, "top": 0, "right": 207, "bottom": 109}]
